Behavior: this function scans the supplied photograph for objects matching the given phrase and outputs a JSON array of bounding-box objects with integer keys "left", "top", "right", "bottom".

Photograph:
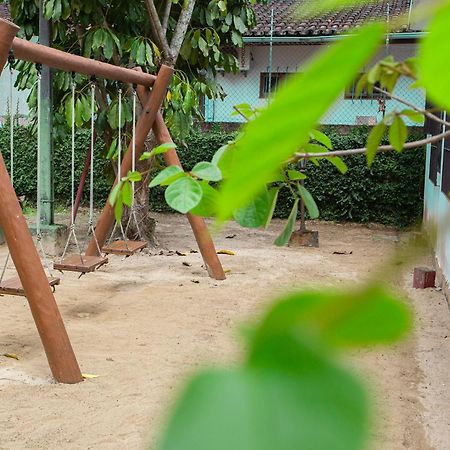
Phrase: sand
[{"left": 0, "top": 212, "right": 449, "bottom": 449}]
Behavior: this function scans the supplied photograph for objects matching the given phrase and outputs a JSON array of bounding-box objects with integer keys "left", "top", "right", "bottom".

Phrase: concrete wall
[
  {"left": 205, "top": 42, "right": 426, "bottom": 126},
  {"left": 423, "top": 132, "right": 450, "bottom": 285}
]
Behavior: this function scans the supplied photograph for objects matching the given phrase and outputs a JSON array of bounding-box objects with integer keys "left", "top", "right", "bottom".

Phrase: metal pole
[
  {"left": 38, "top": 1, "right": 54, "bottom": 225},
  {"left": 0, "top": 19, "right": 82, "bottom": 384},
  {"left": 85, "top": 64, "right": 174, "bottom": 256}
]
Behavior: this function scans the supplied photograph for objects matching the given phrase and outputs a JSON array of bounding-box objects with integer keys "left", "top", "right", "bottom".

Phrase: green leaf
[
  {"left": 165, "top": 177, "right": 203, "bottom": 214},
  {"left": 216, "top": 23, "right": 384, "bottom": 221},
  {"left": 389, "top": 115, "right": 407, "bottom": 152},
  {"left": 149, "top": 165, "right": 184, "bottom": 188},
  {"left": 274, "top": 199, "right": 299, "bottom": 247},
  {"left": 190, "top": 182, "right": 219, "bottom": 217},
  {"left": 309, "top": 129, "right": 333, "bottom": 149},
  {"left": 126, "top": 171, "right": 142, "bottom": 182},
  {"left": 157, "top": 366, "right": 367, "bottom": 450},
  {"left": 114, "top": 191, "right": 123, "bottom": 223},
  {"left": 366, "top": 122, "right": 386, "bottom": 166},
  {"left": 418, "top": 3, "right": 450, "bottom": 110},
  {"left": 140, "top": 143, "right": 176, "bottom": 161},
  {"left": 191, "top": 162, "right": 222, "bottom": 182},
  {"left": 253, "top": 286, "right": 412, "bottom": 349},
  {"left": 121, "top": 181, "right": 133, "bottom": 207},
  {"left": 287, "top": 169, "right": 307, "bottom": 181},
  {"left": 325, "top": 156, "right": 348, "bottom": 174},
  {"left": 400, "top": 109, "right": 424, "bottom": 125},
  {"left": 264, "top": 187, "right": 280, "bottom": 229},
  {"left": 108, "top": 181, "right": 123, "bottom": 207},
  {"left": 233, "top": 189, "right": 270, "bottom": 228},
  {"left": 211, "top": 144, "right": 229, "bottom": 167},
  {"left": 298, "top": 185, "right": 319, "bottom": 219}
]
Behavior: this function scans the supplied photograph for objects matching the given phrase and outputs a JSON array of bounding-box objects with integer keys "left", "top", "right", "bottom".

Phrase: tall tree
[{"left": 7, "top": 0, "right": 259, "bottom": 237}]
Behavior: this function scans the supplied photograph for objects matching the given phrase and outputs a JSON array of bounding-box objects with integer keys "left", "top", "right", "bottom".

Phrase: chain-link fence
[{"left": 203, "top": 28, "right": 425, "bottom": 128}]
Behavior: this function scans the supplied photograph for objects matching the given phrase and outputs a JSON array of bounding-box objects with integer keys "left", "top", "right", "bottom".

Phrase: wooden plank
[
  {"left": 53, "top": 254, "right": 108, "bottom": 273},
  {"left": 0, "top": 276, "right": 60, "bottom": 297},
  {"left": 102, "top": 240, "right": 147, "bottom": 256}
]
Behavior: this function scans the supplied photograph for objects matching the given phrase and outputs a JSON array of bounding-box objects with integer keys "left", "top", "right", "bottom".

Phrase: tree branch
[
  {"left": 161, "top": 0, "right": 172, "bottom": 35},
  {"left": 144, "top": 0, "right": 172, "bottom": 62},
  {"left": 169, "top": 0, "right": 196, "bottom": 66},
  {"left": 373, "top": 86, "right": 450, "bottom": 128},
  {"left": 293, "top": 129, "right": 450, "bottom": 160}
]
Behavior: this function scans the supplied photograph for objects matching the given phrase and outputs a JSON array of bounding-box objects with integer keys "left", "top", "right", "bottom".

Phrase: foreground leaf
[
  {"left": 191, "top": 161, "right": 222, "bottom": 182},
  {"left": 418, "top": 3, "right": 450, "bottom": 110},
  {"left": 157, "top": 365, "right": 367, "bottom": 450},
  {"left": 233, "top": 189, "right": 270, "bottom": 228},
  {"left": 366, "top": 122, "right": 386, "bottom": 167},
  {"left": 217, "top": 23, "right": 384, "bottom": 221}
]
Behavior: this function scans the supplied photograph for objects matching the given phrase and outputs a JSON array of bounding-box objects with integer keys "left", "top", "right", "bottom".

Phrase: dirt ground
[{"left": 0, "top": 212, "right": 449, "bottom": 450}]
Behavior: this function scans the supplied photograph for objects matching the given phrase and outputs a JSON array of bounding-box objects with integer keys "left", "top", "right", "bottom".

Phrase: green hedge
[
  {"left": 0, "top": 125, "right": 112, "bottom": 206},
  {"left": 0, "top": 124, "right": 425, "bottom": 228},
  {"left": 151, "top": 126, "right": 425, "bottom": 228}
]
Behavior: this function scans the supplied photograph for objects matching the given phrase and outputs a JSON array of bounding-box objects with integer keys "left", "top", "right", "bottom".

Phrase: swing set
[{"left": 0, "top": 17, "right": 225, "bottom": 384}]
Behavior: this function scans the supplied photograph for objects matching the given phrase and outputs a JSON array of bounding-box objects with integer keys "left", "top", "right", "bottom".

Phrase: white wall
[{"left": 205, "top": 42, "right": 425, "bottom": 125}]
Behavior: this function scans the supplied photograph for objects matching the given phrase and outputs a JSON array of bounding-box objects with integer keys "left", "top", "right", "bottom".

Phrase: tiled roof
[
  {"left": 249, "top": 0, "right": 418, "bottom": 37},
  {"left": 0, "top": 3, "right": 11, "bottom": 21}
]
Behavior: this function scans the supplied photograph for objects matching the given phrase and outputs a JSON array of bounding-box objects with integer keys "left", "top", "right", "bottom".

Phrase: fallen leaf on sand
[
  {"left": 217, "top": 250, "right": 235, "bottom": 255},
  {"left": 182, "top": 261, "right": 192, "bottom": 267},
  {"left": 82, "top": 373, "right": 100, "bottom": 379},
  {"left": 3, "top": 353, "right": 19, "bottom": 360},
  {"left": 176, "top": 251, "right": 187, "bottom": 256}
]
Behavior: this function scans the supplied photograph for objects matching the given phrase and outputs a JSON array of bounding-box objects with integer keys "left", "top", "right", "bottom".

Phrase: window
[
  {"left": 344, "top": 74, "right": 384, "bottom": 100},
  {"left": 259, "top": 72, "right": 287, "bottom": 98}
]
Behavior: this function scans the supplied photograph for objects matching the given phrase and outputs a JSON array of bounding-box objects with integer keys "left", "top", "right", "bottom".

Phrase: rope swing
[{"left": 53, "top": 76, "right": 108, "bottom": 275}]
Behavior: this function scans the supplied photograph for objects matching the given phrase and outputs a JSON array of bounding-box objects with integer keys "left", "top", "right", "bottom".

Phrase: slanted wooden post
[
  {"left": 0, "top": 18, "right": 82, "bottom": 384},
  {"left": 135, "top": 84, "right": 225, "bottom": 280},
  {"left": 85, "top": 64, "right": 174, "bottom": 257}
]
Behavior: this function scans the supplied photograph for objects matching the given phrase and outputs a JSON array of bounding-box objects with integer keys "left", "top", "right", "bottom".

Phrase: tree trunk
[{"left": 121, "top": 133, "right": 157, "bottom": 246}]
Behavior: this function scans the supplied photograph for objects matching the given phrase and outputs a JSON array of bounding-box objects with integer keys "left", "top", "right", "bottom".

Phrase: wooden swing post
[
  {"left": 85, "top": 64, "right": 175, "bottom": 257},
  {"left": 0, "top": 18, "right": 82, "bottom": 384},
  {"left": 135, "top": 84, "right": 226, "bottom": 281}
]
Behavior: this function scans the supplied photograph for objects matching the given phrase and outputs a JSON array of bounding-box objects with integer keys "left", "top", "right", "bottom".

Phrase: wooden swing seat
[
  {"left": 0, "top": 276, "right": 60, "bottom": 297},
  {"left": 102, "top": 240, "right": 147, "bottom": 256},
  {"left": 53, "top": 254, "right": 108, "bottom": 273}
]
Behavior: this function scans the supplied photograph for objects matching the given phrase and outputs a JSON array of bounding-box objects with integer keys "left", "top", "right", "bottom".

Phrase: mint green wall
[
  {"left": 423, "top": 135, "right": 450, "bottom": 285},
  {"left": 205, "top": 43, "right": 425, "bottom": 126}
]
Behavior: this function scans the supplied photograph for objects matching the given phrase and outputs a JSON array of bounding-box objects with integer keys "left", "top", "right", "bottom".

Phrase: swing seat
[
  {"left": 102, "top": 240, "right": 147, "bottom": 256},
  {"left": 0, "top": 276, "right": 60, "bottom": 297},
  {"left": 53, "top": 254, "right": 108, "bottom": 273}
]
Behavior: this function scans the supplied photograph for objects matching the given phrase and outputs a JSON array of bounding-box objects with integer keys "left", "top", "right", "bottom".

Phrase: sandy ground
[{"left": 0, "top": 212, "right": 449, "bottom": 450}]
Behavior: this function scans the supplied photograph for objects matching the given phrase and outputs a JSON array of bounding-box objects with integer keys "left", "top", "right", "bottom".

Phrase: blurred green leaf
[
  {"left": 190, "top": 182, "right": 219, "bottom": 217},
  {"left": 287, "top": 170, "right": 307, "bottom": 181},
  {"left": 389, "top": 115, "right": 407, "bottom": 152},
  {"left": 264, "top": 187, "right": 280, "bottom": 229},
  {"left": 418, "top": 3, "right": 450, "bottom": 110},
  {"left": 233, "top": 188, "right": 270, "bottom": 228},
  {"left": 366, "top": 122, "right": 386, "bottom": 166},
  {"left": 217, "top": 23, "right": 384, "bottom": 221}
]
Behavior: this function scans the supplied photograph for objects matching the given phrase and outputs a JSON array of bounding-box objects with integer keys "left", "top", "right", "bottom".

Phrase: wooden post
[
  {"left": 0, "top": 18, "right": 82, "bottom": 383},
  {"left": 85, "top": 64, "right": 174, "bottom": 256},
  {"left": 135, "top": 84, "right": 225, "bottom": 280}
]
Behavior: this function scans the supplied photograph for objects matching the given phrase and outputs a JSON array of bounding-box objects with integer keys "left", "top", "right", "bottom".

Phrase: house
[
  {"left": 0, "top": 3, "right": 29, "bottom": 122},
  {"left": 423, "top": 111, "right": 450, "bottom": 291},
  {"left": 204, "top": 0, "right": 426, "bottom": 126}
]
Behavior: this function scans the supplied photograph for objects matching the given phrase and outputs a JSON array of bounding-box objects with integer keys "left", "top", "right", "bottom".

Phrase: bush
[
  {"left": 0, "top": 124, "right": 425, "bottom": 228},
  {"left": 0, "top": 125, "right": 112, "bottom": 207},
  {"left": 152, "top": 126, "right": 425, "bottom": 228}
]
